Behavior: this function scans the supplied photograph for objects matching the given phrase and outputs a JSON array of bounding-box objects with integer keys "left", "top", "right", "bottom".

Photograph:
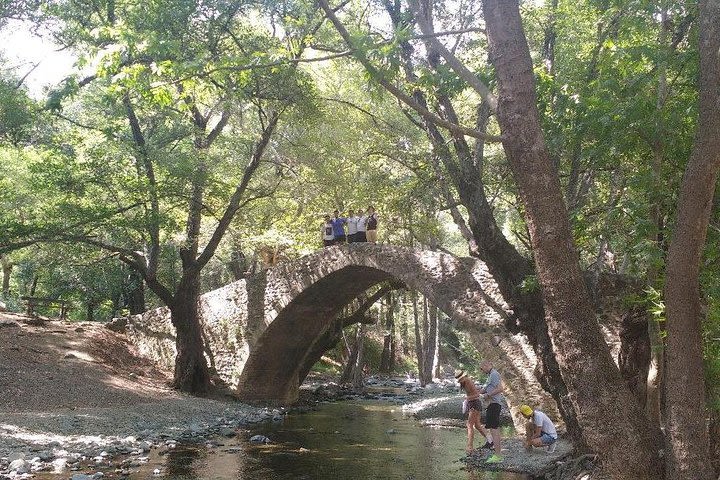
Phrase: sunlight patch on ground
[
  {"left": 62, "top": 350, "right": 96, "bottom": 362},
  {"left": 401, "top": 395, "right": 457, "bottom": 414},
  {"left": 0, "top": 423, "right": 121, "bottom": 448}
]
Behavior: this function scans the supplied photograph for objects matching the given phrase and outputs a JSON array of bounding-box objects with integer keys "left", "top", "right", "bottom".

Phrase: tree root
[{"left": 544, "top": 454, "right": 603, "bottom": 480}]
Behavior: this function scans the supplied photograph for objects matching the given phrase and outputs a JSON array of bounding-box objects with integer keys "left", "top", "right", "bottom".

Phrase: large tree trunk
[
  {"left": 126, "top": 270, "right": 146, "bottom": 315},
  {"left": 403, "top": 3, "right": 583, "bottom": 442},
  {"left": 618, "top": 307, "right": 651, "bottom": 406},
  {"left": 170, "top": 274, "right": 210, "bottom": 394},
  {"left": 480, "top": 0, "right": 660, "bottom": 477},
  {"left": 662, "top": 1, "right": 720, "bottom": 478}
]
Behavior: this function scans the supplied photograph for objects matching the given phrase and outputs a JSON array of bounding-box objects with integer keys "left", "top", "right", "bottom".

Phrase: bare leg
[
  {"left": 490, "top": 428, "right": 501, "bottom": 455},
  {"left": 466, "top": 409, "right": 481, "bottom": 452},
  {"left": 474, "top": 413, "right": 489, "bottom": 439}
]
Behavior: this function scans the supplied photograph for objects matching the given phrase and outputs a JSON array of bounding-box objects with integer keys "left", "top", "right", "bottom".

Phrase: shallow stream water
[{"left": 134, "top": 399, "right": 527, "bottom": 480}]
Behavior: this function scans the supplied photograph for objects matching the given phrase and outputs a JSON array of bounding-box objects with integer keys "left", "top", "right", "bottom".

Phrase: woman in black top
[{"left": 366, "top": 206, "right": 378, "bottom": 244}]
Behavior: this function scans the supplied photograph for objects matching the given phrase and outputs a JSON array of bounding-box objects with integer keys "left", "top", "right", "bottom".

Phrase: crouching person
[{"left": 520, "top": 404, "right": 558, "bottom": 453}]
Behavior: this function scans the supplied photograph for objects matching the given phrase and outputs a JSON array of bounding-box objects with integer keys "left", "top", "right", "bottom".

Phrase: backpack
[{"left": 367, "top": 213, "right": 378, "bottom": 230}]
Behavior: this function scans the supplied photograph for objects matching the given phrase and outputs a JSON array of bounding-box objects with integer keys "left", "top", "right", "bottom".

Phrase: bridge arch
[
  {"left": 121, "top": 244, "right": 547, "bottom": 424},
  {"left": 235, "top": 244, "right": 504, "bottom": 403}
]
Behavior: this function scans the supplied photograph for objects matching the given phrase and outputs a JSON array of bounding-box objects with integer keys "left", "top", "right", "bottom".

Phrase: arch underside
[{"left": 236, "top": 266, "right": 395, "bottom": 403}]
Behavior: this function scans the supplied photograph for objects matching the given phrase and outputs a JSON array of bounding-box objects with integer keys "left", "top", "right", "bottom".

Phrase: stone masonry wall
[{"left": 117, "top": 244, "right": 548, "bottom": 426}]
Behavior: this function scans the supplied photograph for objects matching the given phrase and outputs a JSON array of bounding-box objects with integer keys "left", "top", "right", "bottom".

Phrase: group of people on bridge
[
  {"left": 321, "top": 207, "right": 379, "bottom": 247},
  {"left": 456, "top": 360, "right": 557, "bottom": 464}
]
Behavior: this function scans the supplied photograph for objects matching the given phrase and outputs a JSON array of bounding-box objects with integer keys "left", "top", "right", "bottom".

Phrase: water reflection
[{"left": 156, "top": 401, "right": 527, "bottom": 480}]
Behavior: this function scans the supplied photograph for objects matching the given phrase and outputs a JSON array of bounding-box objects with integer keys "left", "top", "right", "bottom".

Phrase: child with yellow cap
[{"left": 520, "top": 404, "right": 558, "bottom": 453}]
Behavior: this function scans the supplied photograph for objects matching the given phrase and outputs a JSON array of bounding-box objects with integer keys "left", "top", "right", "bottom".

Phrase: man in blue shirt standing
[
  {"left": 331, "top": 210, "right": 347, "bottom": 244},
  {"left": 478, "top": 360, "right": 505, "bottom": 463}
]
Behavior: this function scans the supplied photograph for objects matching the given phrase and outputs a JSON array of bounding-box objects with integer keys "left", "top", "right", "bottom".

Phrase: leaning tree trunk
[
  {"left": 662, "top": 1, "right": 720, "bottom": 478},
  {"left": 170, "top": 274, "right": 211, "bottom": 394},
  {"left": 480, "top": 0, "right": 660, "bottom": 477}
]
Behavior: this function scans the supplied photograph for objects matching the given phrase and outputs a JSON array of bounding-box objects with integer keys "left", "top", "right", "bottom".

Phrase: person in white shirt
[
  {"left": 520, "top": 404, "right": 558, "bottom": 452},
  {"left": 321, "top": 214, "right": 334, "bottom": 247},
  {"left": 356, "top": 208, "right": 368, "bottom": 242},
  {"left": 346, "top": 209, "right": 359, "bottom": 243}
]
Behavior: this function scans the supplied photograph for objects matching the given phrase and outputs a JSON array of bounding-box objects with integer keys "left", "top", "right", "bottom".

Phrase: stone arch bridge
[{"left": 121, "top": 244, "right": 549, "bottom": 424}]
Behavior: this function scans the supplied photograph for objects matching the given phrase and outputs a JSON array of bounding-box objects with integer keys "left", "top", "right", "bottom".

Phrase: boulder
[
  {"left": 105, "top": 317, "right": 128, "bottom": 333},
  {"left": 9, "top": 459, "right": 30, "bottom": 474}
]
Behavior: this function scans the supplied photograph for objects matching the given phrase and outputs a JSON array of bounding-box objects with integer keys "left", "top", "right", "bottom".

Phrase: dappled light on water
[{"left": 141, "top": 400, "right": 527, "bottom": 480}]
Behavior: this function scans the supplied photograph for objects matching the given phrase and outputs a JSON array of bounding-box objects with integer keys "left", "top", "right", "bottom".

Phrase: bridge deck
[{"left": 463, "top": 438, "right": 574, "bottom": 476}]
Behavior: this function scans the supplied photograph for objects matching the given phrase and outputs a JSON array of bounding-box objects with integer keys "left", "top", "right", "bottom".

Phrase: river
[{"left": 134, "top": 399, "right": 527, "bottom": 480}]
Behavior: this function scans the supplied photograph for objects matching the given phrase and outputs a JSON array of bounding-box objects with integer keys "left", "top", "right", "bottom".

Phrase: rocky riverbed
[{"left": 0, "top": 375, "right": 503, "bottom": 479}]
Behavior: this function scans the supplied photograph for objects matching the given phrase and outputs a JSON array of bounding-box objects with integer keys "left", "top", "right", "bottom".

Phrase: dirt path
[{"left": 0, "top": 312, "right": 176, "bottom": 412}]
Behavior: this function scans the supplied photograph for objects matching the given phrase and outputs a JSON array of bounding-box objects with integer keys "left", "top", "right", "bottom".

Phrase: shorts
[
  {"left": 463, "top": 399, "right": 482, "bottom": 416},
  {"left": 333, "top": 235, "right": 346, "bottom": 244},
  {"left": 347, "top": 233, "right": 357, "bottom": 243},
  {"left": 356, "top": 231, "right": 367, "bottom": 242},
  {"left": 485, "top": 402, "right": 501, "bottom": 429},
  {"left": 539, "top": 432, "right": 557, "bottom": 445}
]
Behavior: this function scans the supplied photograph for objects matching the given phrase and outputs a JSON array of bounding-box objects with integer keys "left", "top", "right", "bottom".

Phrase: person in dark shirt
[
  {"left": 331, "top": 210, "right": 347, "bottom": 244},
  {"left": 366, "top": 206, "right": 379, "bottom": 244}
]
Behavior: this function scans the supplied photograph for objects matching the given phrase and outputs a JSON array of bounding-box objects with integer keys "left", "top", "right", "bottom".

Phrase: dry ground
[{"left": 0, "top": 311, "right": 178, "bottom": 413}]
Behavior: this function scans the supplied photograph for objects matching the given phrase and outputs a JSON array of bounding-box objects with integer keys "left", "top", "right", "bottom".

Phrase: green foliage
[
  {"left": 519, "top": 275, "right": 540, "bottom": 294},
  {"left": 0, "top": 77, "right": 37, "bottom": 145},
  {"left": 2, "top": 0, "right": 720, "bottom": 407}
]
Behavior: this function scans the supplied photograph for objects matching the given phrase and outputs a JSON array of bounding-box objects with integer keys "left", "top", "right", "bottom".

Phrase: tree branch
[
  {"left": 317, "top": 0, "right": 501, "bottom": 143},
  {"left": 195, "top": 110, "right": 281, "bottom": 269},
  {"left": 407, "top": 0, "right": 497, "bottom": 112}
]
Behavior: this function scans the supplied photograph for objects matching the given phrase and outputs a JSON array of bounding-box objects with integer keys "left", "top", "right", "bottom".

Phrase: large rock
[
  {"left": 0, "top": 318, "right": 19, "bottom": 328},
  {"left": 9, "top": 458, "right": 30, "bottom": 474}
]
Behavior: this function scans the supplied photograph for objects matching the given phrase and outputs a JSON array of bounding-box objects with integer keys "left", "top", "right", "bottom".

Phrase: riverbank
[
  {"left": 0, "top": 314, "right": 599, "bottom": 479},
  {"left": 0, "top": 314, "right": 282, "bottom": 478}
]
